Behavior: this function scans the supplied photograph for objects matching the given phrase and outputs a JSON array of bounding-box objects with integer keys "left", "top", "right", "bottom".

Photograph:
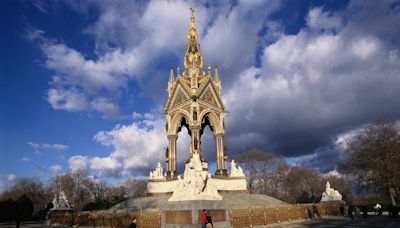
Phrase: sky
[{"left": 1, "top": 0, "right": 400, "bottom": 190}]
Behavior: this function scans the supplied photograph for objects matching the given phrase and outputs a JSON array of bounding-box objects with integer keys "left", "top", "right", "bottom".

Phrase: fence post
[
  {"left": 229, "top": 209, "right": 232, "bottom": 227},
  {"left": 277, "top": 208, "right": 280, "bottom": 223},
  {"left": 140, "top": 208, "right": 143, "bottom": 227},
  {"left": 263, "top": 208, "right": 267, "bottom": 225},
  {"left": 249, "top": 208, "right": 252, "bottom": 227}
]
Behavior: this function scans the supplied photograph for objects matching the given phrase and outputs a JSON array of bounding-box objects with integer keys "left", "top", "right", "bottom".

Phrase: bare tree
[
  {"left": 122, "top": 178, "right": 147, "bottom": 198},
  {"left": 324, "top": 175, "right": 351, "bottom": 202},
  {"left": 346, "top": 119, "right": 400, "bottom": 206},
  {"left": 283, "top": 166, "right": 324, "bottom": 203},
  {"left": 51, "top": 170, "right": 94, "bottom": 211},
  {"left": 0, "top": 178, "right": 51, "bottom": 215},
  {"left": 234, "top": 149, "right": 275, "bottom": 193}
]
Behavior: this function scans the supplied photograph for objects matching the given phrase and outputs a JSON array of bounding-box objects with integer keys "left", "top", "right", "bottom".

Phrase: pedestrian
[
  {"left": 374, "top": 203, "right": 382, "bottom": 216},
  {"left": 388, "top": 204, "right": 393, "bottom": 217},
  {"left": 312, "top": 205, "right": 319, "bottom": 219},
  {"left": 200, "top": 209, "right": 207, "bottom": 228},
  {"left": 128, "top": 217, "right": 137, "bottom": 228},
  {"left": 348, "top": 205, "right": 354, "bottom": 220},
  {"left": 361, "top": 205, "right": 368, "bottom": 218},
  {"left": 340, "top": 206, "right": 345, "bottom": 216},
  {"left": 206, "top": 210, "right": 213, "bottom": 228}
]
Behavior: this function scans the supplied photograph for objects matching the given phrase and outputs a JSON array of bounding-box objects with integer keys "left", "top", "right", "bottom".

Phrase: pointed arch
[
  {"left": 168, "top": 110, "right": 191, "bottom": 136},
  {"left": 200, "top": 111, "right": 223, "bottom": 135}
]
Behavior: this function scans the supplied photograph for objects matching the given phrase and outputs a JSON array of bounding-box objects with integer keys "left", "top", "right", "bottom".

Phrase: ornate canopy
[{"left": 164, "top": 10, "right": 227, "bottom": 178}]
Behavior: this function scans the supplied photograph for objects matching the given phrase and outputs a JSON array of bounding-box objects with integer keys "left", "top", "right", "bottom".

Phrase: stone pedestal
[{"left": 215, "top": 169, "right": 228, "bottom": 176}]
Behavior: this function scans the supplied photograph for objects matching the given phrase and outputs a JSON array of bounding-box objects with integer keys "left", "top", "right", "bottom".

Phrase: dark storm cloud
[
  {"left": 223, "top": 0, "right": 400, "bottom": 172},
  {"left": 42, "top": 0, "right": 400, "bottom": 177}
]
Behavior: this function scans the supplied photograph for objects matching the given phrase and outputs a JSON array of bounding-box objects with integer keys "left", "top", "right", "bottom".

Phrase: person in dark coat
[
  {"left": 361, "top": 205, "right": 368, "bottom": 218},
  {"left": 348, "top": 205, "right": 354, "bottom": 220},
  {"left": 206, "top": 210, "right": 213, "bottom": 228},
  {"left": 128, "top": 217, "right": 137, "bottom": 228},
  {"left": 312, "top": 205, "right": 320, "bottom": 219}
]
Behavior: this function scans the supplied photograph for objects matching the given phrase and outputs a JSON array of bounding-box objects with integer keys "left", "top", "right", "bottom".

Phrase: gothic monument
[{"left": 147, "top": 9, "right": 247, "bottom": 201}]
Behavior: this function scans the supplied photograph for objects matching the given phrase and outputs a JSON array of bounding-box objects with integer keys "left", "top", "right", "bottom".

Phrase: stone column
[
  {"left": 167, "top": 135, "right": 178, "bottom": 179},
  {"left": 214, "top": 133, "right": 227, "bottom": 176}
]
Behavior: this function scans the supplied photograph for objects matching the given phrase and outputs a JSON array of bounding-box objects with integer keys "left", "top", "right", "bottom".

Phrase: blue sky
[{"left": 1, "top": 0, "right": 400, "bottom": 190}]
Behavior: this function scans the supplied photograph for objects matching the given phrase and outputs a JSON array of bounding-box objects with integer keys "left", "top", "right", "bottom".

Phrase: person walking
[
  {"left": 200, "top": 209, "right": 207, "bottom": 228},
  {"left": 361, "top": 205, "right": 368, "bottom": 218},
  {"left": 206, "top": 210, "right": 213, "bottom": 228},
  {"left": 374, "top": 203, "right": 382, "bottom": 216},
  {"left": 348, "top": 205, "right": 354, "bottom": 220}
]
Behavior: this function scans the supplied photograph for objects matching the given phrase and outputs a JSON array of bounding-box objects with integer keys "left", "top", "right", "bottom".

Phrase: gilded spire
[{"left": 184, "top": 8, "right": 203, "bottom": 72}]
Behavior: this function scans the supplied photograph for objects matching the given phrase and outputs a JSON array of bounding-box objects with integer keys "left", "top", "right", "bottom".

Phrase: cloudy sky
[{"left": 1, "top": 0, "right": 400, "bottom": 189}]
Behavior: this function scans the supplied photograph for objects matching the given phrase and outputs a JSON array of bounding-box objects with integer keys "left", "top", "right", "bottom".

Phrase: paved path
[
  {"left": 1, "top": 216, "right": 399, "bottom": 227},
  {"left": 259, "top": 216, "right": 400, "bottom": 228},
  {"left": 0, "top": 221, "right": 44, "bottom": 228}
]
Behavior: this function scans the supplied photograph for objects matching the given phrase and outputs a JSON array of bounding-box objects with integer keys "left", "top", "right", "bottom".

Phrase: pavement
[
  {"left": 259, "top": 216, "right": 400, "bottom": 228},
  {"left": 1, "top": 216, "right": 399, "bottom": 227}
]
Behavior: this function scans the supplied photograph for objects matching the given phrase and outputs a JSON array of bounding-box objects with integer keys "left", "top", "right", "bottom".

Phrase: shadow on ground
[{"left": 261, "top": 216, "right": 400, "bottom": 228}]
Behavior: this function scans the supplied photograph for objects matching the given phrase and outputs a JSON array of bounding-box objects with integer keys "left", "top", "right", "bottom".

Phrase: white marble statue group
[
  {"left": 148, "top": 158, "right": 245, "bottom": 181},
  {"left": 148, "top": 153, "right": 246, "bottom": 201},
  {"left": 320, "top": 181, "right": 343, "bottom": 202},
  {"left": 149, "top": 162, "right": 165, "bottom": 180},
  {"left": 168, "top": 152, "right": 221, "bottom": 201},
  {"left": 52, "top": 190, "right": 71, "bottom": 210}
]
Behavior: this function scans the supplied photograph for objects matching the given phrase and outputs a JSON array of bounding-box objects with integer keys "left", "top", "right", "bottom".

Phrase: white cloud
[
  {"left": 49, "top": 165, "right": 62, "bottom": 173},
  {"left": 7, "top": 174, "right": 16, "bottom": 181},
  {"left": 90, "top": 157, "right": 121, "bottom": 171},
  {"left": 335, "top": 127, "right": 365, "bottom": 151},
  {"left": 143, "top": 112, "right": 155, "bottom": 120},
  {"left": 43, "top": 144, "right": 68, "bottom": 150},
  {"left": 30, "top": 0, "right": 281, "bottom": 117},
  {"left": 351, "top": 37, "right": 379, "bottom": 60},
  {"left": 68, "top": 155, "right": 88, "bottom": 172},
  {"left": 66, "top": 112, "right": 190, "bottom": 177},
  {"left": 306, "top": 7, "right": 342, "bottom": 31},
  {"left": 93, "top": 116, "right": 167, "bottom": 171},
  {"left": 222, "top": 2, "right": 400, "bottom": 172},
  {"left": 47, "top": 87, "right": 88, "bottom": 112},
  {"left": 21, "top": 157, "right": 31, "bottom": 162},
  {"left": 132, "top": 112, "right": 142, "bottom": 119},
  {"left": 91, "top": 98, "right": 121, "bottom": 119},
  {"left": 30, "top": 1, "right": 400, "bottom": 174},
  {"left": 324, "top": 169, "right": 342, "bottom": 178},
  {"left": 28, "top": 142, "right": 69, "bottom": 154}
]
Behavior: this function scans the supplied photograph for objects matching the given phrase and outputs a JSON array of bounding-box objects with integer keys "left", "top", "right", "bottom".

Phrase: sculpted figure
[
  {"left": 230, "top": 160, "right": 245, "bottom": 177},
  {"left": 320, "top": 181, "right": 343, "bottom": 202},
  {"left": 52, "top": 189, "right": 71, "bottom": 209},
  {"left": 149, "top": 162, "right": 165, "bottom": 180}
]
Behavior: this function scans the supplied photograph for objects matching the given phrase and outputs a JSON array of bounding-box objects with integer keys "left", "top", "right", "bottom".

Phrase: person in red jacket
[{"left": 200, "top": 209, "right": 207, "bottom": 228}]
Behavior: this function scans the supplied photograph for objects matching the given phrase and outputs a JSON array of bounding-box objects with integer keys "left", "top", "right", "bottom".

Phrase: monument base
[
  {"left": 110, "top": 192, "right": 286, "bottom": 227},
  {"left": 215, "top": 169, "right": 228, "bottom": 176}
]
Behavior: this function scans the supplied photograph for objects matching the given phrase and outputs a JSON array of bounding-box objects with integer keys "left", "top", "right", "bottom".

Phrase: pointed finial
[
  {"left": 214, "top": 65, "right": 219, "bottom": 81},
  {"left": 169, "top": 67, "right": 174, "bottom": 82},
  {"left": 176, "top": 66, "right": 180, "bottom": 77},
  {"left": 207, "top": 65, "right": 211, "bottom": 76}
]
